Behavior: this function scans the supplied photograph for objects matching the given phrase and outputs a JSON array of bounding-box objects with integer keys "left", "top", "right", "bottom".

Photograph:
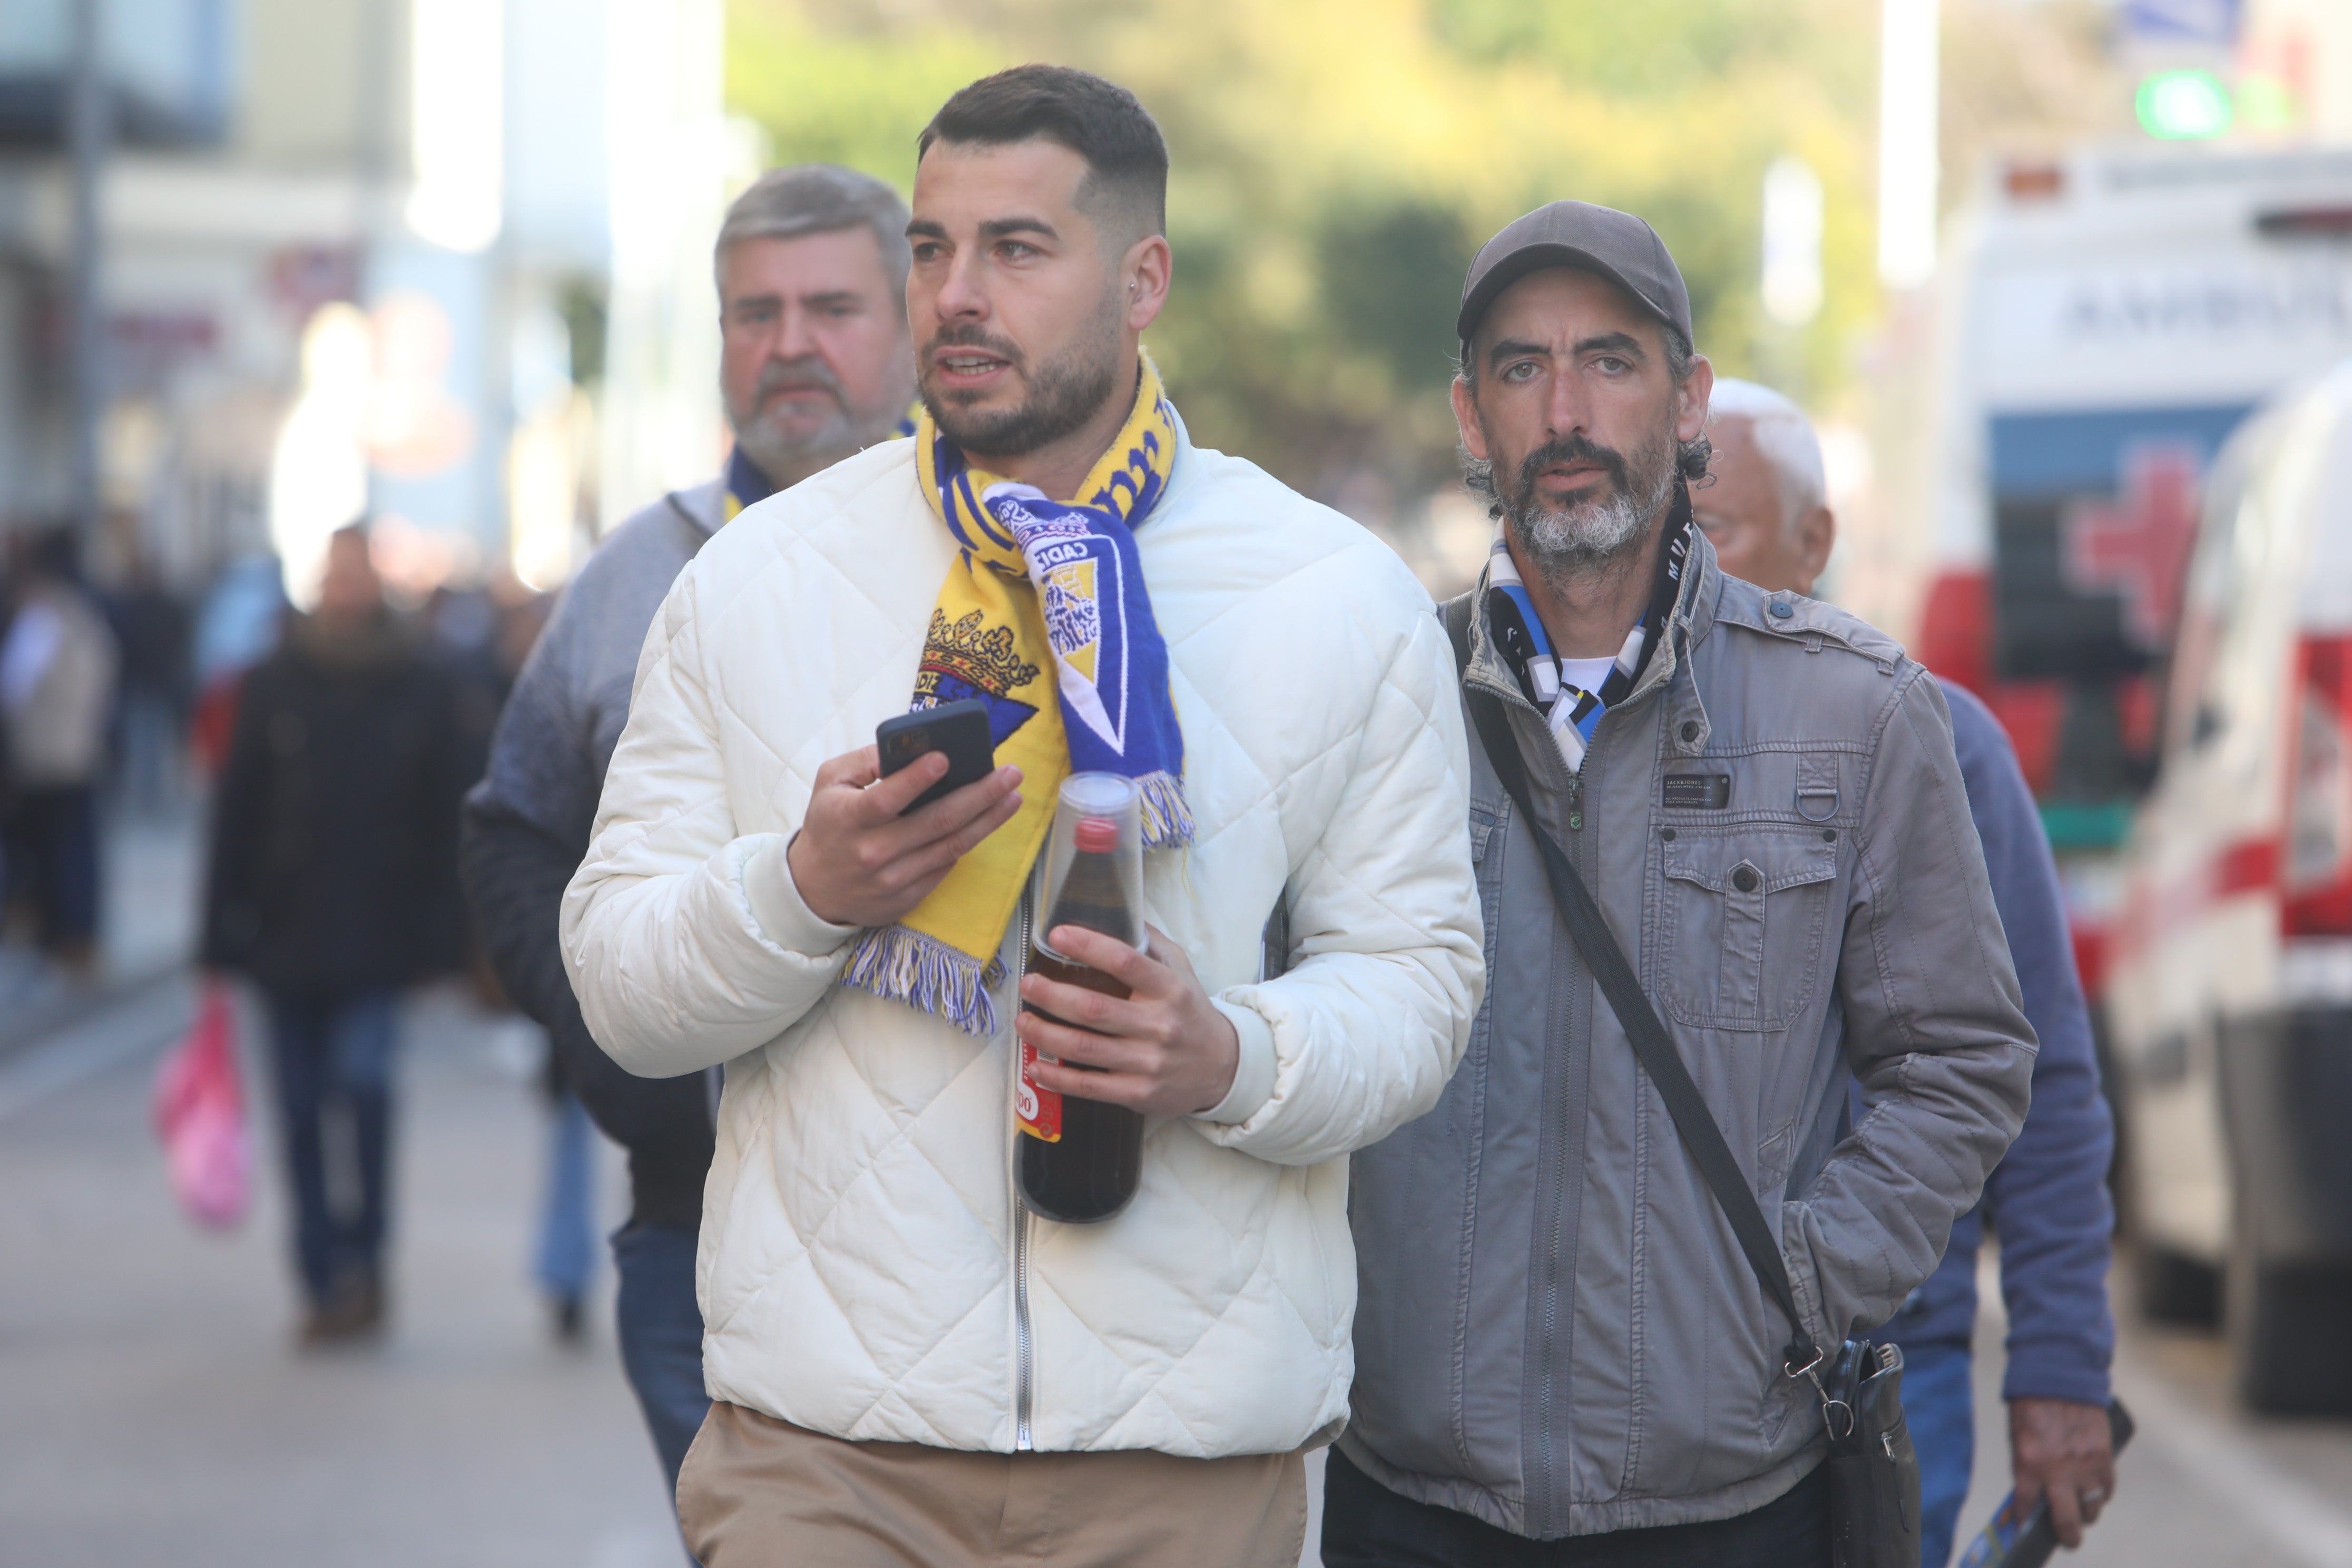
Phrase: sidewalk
[
  {"left": 0, "top": 797, "right": 205, "bottom": 1056},
  {"left": 0, "top": 978, "right": 681, "bottom": 1567}
]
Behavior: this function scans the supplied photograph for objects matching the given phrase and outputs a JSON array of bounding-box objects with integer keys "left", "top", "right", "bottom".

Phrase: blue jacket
[{"left": 1880, "top": 680, "right": 2116, "bottom": 1406}]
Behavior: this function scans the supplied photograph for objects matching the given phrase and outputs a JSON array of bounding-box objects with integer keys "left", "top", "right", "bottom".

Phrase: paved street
[
  {"left": 1971, "top": 1298, "right": 2352, "bottom": 1568},
  {"left": 7, "top": 971, "right": 2352, "bottom": 1566},
  {"left": 0, "top": 978, "right": 681, "bottom": 1568}
]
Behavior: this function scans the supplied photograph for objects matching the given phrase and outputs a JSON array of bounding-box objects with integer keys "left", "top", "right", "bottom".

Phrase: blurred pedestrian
[
  {"left": 1699, "top": 378, "right": 2119, "bottom": 1566},
  {"left": 1333, "top": 204, "right": 2034, "bottom": 1565},
  {"left": 532, "top": 1050, "right": 597, "bottom": 1342},
  {"left": 562, "top": 66, "right": 1480, "bottom": 1568},
  {"left": 430, "top": 577, "right": 594, "bottom": 1341},
  {"left": 103, "top": 550, "right": 194, "bottom": 817},
  {"left": 462, "top": 163, "right": 920, "bottom": 1504},
  {"left": 201, "top": 524, "right": 471, "bottom": 1345},
  {"left": 1, "top": 527, "right": 120, "bottom": 979}
]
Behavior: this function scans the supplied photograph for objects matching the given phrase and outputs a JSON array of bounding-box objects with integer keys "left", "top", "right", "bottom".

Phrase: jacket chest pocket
[
  {"left": 1467, "top": 803, "right": 1508, "bottom": 1018},
  {"left": 1655, "top": 827, "right": 1837, "bottom": 1031}
]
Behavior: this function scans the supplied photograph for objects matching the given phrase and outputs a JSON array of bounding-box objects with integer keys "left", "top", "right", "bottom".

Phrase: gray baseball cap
[{"left": 1456, "top": 200, "right": 1693, "bottom": 352}]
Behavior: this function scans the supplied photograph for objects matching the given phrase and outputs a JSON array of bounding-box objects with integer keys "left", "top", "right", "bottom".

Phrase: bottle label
[{"left": 1017, "top": 1039, "right": 1063, "bottom": 1142}]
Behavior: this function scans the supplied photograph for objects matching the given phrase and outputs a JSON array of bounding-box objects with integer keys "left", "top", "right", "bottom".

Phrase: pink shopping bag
[{"left": 153, "top": 981, "right": 251, "bottom": 1229}]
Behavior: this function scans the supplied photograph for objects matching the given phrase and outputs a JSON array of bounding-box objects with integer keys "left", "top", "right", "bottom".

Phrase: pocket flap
[
  {"left": 1661, "top": 831, "right": 1836, "bottom": 894},
  {"left": 1470, "top": 808, "right": 1504, "bottom": 864}
]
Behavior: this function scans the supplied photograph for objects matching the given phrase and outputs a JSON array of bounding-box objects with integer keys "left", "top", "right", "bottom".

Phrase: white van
[
  {"left": 2104, "top": 358, "right": 2352, "bottom": 1414},
  {"left": 1914, "top": 143, "right": 2352, "bottom": 1019}
]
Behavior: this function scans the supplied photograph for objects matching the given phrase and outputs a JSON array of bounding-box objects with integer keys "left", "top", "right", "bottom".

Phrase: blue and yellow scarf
[{"left": 841, "top": 357, "right": 1192, "bottom": 1034}]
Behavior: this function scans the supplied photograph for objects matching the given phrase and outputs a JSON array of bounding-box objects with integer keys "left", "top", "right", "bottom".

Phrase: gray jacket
[
  {"left": 460, "top": 479, "right": 723, "bottom": 1230},
  {"left": 1342, "top": 532, "right": 2035, "bottom": 1538}
]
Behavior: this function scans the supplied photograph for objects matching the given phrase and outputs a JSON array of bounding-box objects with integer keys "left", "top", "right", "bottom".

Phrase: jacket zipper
[
  {"left": 1534, "top": 722, "right": 1595, "bottom": 1529},
  {"left": 1535, "top": 753, "right": 1581, "bottom": 1530},
  {"left": 1013, "top": 889, "right": 1036, "bottom": 1452}
]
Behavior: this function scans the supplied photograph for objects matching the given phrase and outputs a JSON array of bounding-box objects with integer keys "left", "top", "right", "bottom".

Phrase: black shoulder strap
[
  {"left": 1444, "top": 589, "right": 1818, "bottom": 1376},
  {"left": 1442, "top": 592, "right": 1476, "bottom": 674}
]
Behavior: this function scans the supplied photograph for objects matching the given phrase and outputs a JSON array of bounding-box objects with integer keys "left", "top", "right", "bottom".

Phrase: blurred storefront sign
[
  {"left": 2122, "top": 0, "right": 2244, "bottom": 48},
  {"left": 2239, "top": 0, "right": 2352, "bottom": 143},
  {"left": 2120, "top": 0, "right": 2352, "bottom": 144},
  {"left": 107, "top": 307, "right": 215, "bottom": 390},
  {"left": 266, "top": 246, "right": 360, "bottom": 319},
  {"left": 2137, "top": 68, "right": 2237, "bottom": 139}
]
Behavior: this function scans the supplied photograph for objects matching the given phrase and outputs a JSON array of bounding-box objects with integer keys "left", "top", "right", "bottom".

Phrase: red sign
[{"left": 2061, "top": 444, "right": 2202, "bottom": 650}]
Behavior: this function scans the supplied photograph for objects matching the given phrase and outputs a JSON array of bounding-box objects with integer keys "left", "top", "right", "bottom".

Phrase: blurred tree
[{"left": 727, "top": 0, "right": 2108, "bottom": 510}]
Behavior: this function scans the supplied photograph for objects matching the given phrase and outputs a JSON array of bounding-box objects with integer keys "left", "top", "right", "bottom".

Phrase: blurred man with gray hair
[
  {"left": 460, "top": 164, "right": 918, "bottom": 1517},
  {"left": 1700, "top": 378, "right": 2119, "bottom": 1568}
]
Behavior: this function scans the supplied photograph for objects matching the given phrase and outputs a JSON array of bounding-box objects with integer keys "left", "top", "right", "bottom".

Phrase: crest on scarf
[
  {"left": 987, "top": 484, "right": 1132, "bottom": 757},
  {"left": 915, "top": 609, "right": 1040, "bottom": 748}
]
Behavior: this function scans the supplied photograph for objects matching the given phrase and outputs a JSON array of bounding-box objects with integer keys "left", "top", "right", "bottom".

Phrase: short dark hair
[{"left": 918, "top": 65, "right": 1168, "bottom": 244}]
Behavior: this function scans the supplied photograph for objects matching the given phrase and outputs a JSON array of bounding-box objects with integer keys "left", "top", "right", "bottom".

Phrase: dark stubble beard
[
  {"left": 1496, "top": 424, "right": 1678, "bottom": 584},
  {"left": 919, "top": 281, "right": 1125, "bottom": 465}
]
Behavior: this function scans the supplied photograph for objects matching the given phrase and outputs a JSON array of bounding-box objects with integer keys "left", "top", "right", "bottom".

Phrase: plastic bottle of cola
[{"left": 1017, "top": 773, "right": 1146, "bottom": 1223}]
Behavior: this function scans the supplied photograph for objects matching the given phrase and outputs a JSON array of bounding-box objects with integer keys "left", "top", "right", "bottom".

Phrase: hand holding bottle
[{"left": 1017, "top": 923, "right": 1241, "bottom": 1119}]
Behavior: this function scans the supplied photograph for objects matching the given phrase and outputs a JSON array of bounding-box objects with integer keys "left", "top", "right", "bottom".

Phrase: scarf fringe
[
  {"left": 1137, "top": 770, "right": 1194, "bottom": 849},
  {"left": 840, "top": 926, "right": 1005, "bottom": 1037}
]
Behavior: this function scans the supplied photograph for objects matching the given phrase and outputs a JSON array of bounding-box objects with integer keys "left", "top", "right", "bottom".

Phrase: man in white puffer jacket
[{"left": 562, "top": 65, "right": 1483, "bottom": 1567}]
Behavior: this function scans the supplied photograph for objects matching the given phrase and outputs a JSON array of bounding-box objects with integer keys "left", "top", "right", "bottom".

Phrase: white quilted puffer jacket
[{"left": 562, "top": 414, "right": 1483, "bottom": 1459}]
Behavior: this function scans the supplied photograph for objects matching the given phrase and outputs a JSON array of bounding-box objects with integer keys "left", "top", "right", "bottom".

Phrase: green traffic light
[{"left": 2137, "top": 69, "right": 2233, "bottom": 140}]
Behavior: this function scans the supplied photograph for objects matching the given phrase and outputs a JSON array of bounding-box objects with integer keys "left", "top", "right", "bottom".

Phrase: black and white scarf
[{"left": 1485, "top": 482, "right": 1693, "bottom": 773}]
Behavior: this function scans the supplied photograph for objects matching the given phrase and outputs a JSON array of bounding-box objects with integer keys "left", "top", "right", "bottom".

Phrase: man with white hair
[
  {"left": 1689, "top": 379, "right": 1835, "bottom": 594},
  {"left": 1700, "top": 378, "right": 2121, "bottom": 1567}
]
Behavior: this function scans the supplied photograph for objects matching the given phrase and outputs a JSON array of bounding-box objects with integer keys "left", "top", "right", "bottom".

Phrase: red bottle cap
[{"left": 1074, "top": 816, "right": 1119, "bottom": 853}]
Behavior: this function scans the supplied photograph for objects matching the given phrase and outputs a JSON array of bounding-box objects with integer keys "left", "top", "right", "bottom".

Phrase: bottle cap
[{"left": 1074, "top": 816, "right": 1119, "bottom": 853}]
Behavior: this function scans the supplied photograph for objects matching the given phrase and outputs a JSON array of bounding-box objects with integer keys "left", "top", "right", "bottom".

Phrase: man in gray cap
[{"left": 1328, "top": 201, "right": 2035, "bottom": 1564}]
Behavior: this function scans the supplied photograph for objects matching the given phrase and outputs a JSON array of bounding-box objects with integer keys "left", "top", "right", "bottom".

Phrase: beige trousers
[{"left": 678, "top": 1401, "right": 1309, "bottom": 1568}]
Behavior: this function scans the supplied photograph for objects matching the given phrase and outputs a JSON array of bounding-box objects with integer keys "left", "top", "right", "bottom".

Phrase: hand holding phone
[
  {"left": 876, "top": 700, "right": 998, "bottom": 814},
  {"left": 782, "top": 702, "right": 1021, "bottom": 930}
]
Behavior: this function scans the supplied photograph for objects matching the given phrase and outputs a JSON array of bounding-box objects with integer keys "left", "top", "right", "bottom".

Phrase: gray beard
[
  {"left": 1505, "top": 436, "right": 1675, "bottom": 583},
  {"left": 727, "top": 385, "right": 903, "bottom": 487},
  {"left": 731, "top": 407, "right": 856, "bottom": 484}
]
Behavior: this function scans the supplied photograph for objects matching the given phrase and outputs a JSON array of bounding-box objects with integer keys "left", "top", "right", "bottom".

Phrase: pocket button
[{"left": 1731, "top": 864, "right": 1760, "bottom": 893}]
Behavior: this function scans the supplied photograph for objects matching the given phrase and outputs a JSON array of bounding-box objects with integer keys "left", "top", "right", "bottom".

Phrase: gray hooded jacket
[{"left": 1342, "top": 530, "right": 2035, "bottom": 1538}]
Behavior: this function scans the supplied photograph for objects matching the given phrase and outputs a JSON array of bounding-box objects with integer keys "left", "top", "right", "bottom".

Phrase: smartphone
[
  {"left": 876, "top": 699, "right": 997, "bottom": 815},
  {"left": 1954, "top": 1400, "right": 2135, "bottom": 1568}
]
